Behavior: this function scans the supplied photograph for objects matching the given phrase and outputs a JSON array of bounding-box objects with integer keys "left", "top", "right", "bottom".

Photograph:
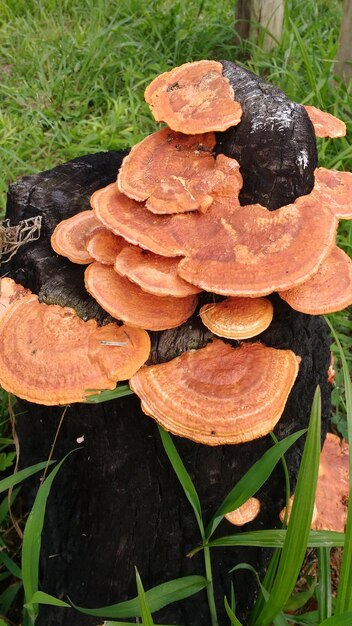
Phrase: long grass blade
[
  {"left": 71, "top": 575, "right": 208, "bottom": 618},
  {"left": 0, "top": 461, "right": 53, "bottom": 493},
  {"left": 158, "top": 426, "right": 204, "bottom": 536},
  {"left": 320, "top": 613, "right": 352, "bottom": 626},
  {"left": 135, "top": 568, "right": 154, "bottom": 626},
  {"left": 85, "top": 384, "right": 133, "bottom": 403},
  {"left": 326, "top": 318, "right": 352, "bottom": 614},
  {"left": 253, "top": 387, "right": 321, "bottom": 626},
  {"left": 317, "top": 547, "right": 332, "bottom": 621},
  {"left": 224, "top": 595, "right": 243, "bottom": 626},
  {"left": 22, "top": 451, "right": 77, "bottom": 622},
  {"left": 205, "top": 429, "right": 306, "bottom": 540}
]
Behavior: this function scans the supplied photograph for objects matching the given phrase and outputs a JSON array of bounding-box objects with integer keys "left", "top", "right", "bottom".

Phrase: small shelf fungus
[{"left": 2, "top": 59, "right": 351, "bottom": 444}]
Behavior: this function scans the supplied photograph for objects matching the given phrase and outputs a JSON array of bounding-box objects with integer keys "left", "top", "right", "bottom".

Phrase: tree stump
[{"left": 2, "top": 63, "right": 331, "bottom": 626}]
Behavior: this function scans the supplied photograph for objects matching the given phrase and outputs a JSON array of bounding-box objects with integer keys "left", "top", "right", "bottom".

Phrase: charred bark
[{"left": 2, "top": 63, "right": 331, "bottom": 626}]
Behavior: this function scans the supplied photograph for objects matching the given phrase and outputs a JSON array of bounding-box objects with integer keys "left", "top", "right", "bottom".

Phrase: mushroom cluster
[{"left": 1, "top": 60, "right": 351, "bottom": 447}]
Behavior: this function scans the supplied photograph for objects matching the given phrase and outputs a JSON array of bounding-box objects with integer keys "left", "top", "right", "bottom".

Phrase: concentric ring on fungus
[
  {"left": 130, "top": 339, "right": 300, "bottom": 445},
  {"left": 0, "top": 295, "right": 150, "bottom": 405}
]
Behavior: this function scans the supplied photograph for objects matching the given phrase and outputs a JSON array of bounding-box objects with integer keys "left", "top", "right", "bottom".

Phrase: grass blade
[
  {"left": 317, "top": 547, "right": 332, "bottom": 621},
  {"left": 205, "top": 429, "right": 306, "bottom": 540},
  {"left": 190, "top": 530, "right": 344, "bottom": 554},
  {"left": 72, "top": 575, "right": 208, "bottom": 618},
  {"left": 253, "top": 387, "right": 321, "bottom": 626},
  {"left": 326, "top": 318, "right": 352, "bottom": 614},
  {"left": 0, "top": 461, "right": 53, "bottom": 493},
  {"left": 84, "top": 384, "right": 134, "bottom": 403},
  {"left": 224, "top": 595, "right": 243, "bottom": 626},
  {"left": 135, "top": 568, "right": 154, "bottom": 626},
  {"left": 22, "top": 451, "right": 78, "bottom": 622},
  {"left": 27, "top": 591, "right": 70, "bottom": 607},
  {"left": 158, "top": 426, "right": 204, "bottom": 536},
  {"left": 320, "top": 614, "right": 352, "bottom": 626}
]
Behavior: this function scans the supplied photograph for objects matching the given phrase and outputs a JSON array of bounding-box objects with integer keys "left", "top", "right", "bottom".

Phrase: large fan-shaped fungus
[
  {"left": 0, "top": 295, "right": 150, "bottom": 405},
  {"left": 130, "top": 339, "right": 300, "bottom": 445},
  {"left": 144, "top": 60, "right": 242, "bottom": 134},
  {"left": 85, "top": 262, "right": 198, "bottom": 330}
]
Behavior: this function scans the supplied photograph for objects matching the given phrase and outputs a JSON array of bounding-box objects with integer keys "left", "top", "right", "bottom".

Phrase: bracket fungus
[
  {"left": 280, "top": 434, "right": 349, "bottom": 532},
  {"left": 51, "top": 210, "right": 102, "bottom": 264},
  {"left": 0, "top": 276, "right": 30, "bottom": 318},
  {"left": 144, "top": 60, "right": 242, "bottom": 134},
  {"left": 85, "top": 228, "right": 126, "bottom": 265},
  {"left": 114, "top": 245, "right": 201, "bottom": 297},
  {"left": 199, "top": 297, "right": 273, "bottom": 340},
  {"left": 130, "top": 340, "right": 300, "bottom": 446},
  {"left": 225, "top": 497, "right": 261, "bottom": 526},
  {"left": 304, "top": 105, "right": 347, "bottom": 138},
  {"left": 84, "top": 262, "right": 198, "bottom": 331},
  {"left": 0, "top": 293, "right": 150, "bottom": 405},
  {"left": 279, "top": 246, "right": 352, "bottom": 314}
]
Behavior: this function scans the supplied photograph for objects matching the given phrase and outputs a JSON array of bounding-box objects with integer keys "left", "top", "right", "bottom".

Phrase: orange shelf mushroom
[
  {"left": 0, "top": 294, "right": 150, "bottom": 405},
  {"left": 85, "top": 262, "right": 198, "bottom": 331},
  {"left": 304, "top": 105, "right": 346, "bottom": 138},
  {"left": 114, "top": 245, "right": 201, "bottom": 297},
  {"left": 86, "top": 228, "right": 126, "bottom": 265},
  {"left": 225, "top": 497, "right": 261, "bottom": 526},
  {"left": 92, "top": 179, "right": 338, "bottom": 297},
  {"left": 279, "top": 246, "right": 352, "bottom": 314},
  {"left": 200, "top": 297, "right": 273, "bottom": 340},
  {"left": 117, "top": 128, "right": 217, "bottom": 213},
  {"left": 51, "top": 210, "right": 102, "bottom": 264},
  {"left": 144, "top": 60, "right": 242, "bottom": 134},
  {"left": 280, "top": 433, "right": 349, "bottom": 532},
  {"left": 309, "top": 168, "right": 352, "bottom": 220},
  {"left": 130, "top": 339, "right": 300, "bottom": 445},
  {"left": 0, "top": 277, "right": 30, "bottom": 319},
  {"left": 176, "top": 200, "right": 338, "bottom": 296}
]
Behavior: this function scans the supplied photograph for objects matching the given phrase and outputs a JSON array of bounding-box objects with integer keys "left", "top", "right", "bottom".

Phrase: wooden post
[{"left": 235, "top": 0, "right": 284, "bottom": 51}]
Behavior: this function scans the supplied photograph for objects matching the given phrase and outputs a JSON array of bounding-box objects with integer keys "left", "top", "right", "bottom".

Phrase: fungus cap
[
  {"left": 92, "top": 156, "right": 242, "bottom": 257},
  {"left": 177, "top": 200, "right": 338, "bottom": 296},
  {"left": 117, "top": 128, "right": 217, "bottom": 213},
  {"left": 280, "top": 433, "right": 349, "bottom": 532},
  {"left": 51, "top": 210, "right": 102, "bottom": 264},
  {"left": 85, "top": 262, "right": 198, "bottom": 331},
  {"left": 279, "top": 246, "right": 352, "bottom": 314},
  {"left": 130, "top": 339, "right": 300, "bottom": 445},
  {"left": 200, "top": 297, "right": 273, "bottom": 339},
  {"left": 312, "top": 168, "right": 352, "bottom": 220},
  {"left": 304, "top": 105, "right": 346, "bottom": 138},
  {"left": 144, "top": 60, "right": 242, "bottom": 134},
  {"left": 225, "top": 498, "right": 261, "bottom": 526},
  {"left": 114, "top": 246, "right": 201, "bottom": 297},
  {"left": 86, "top": 228, "right": 126, "bottom": 265},
  {"left": 0, "top": 277, "right": 30, "bottom": 319},
  {"left": 0, "top": 295, "right": 150, "bottom": 405}
]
